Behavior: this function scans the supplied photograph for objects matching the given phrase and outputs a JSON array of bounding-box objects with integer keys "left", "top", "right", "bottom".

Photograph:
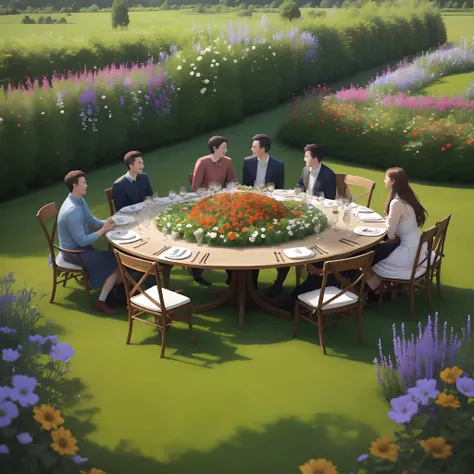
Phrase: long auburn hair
[{"left": 384, "top": 167, "right": 428, "bottom": 227}]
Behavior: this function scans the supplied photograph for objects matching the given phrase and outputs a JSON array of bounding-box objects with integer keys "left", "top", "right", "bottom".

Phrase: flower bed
[
  {"left": 277, "top": 41, "right": 474, "bottom": 183},
  {"left": 155, "top": 192, "right": 328, "bottom": 246}
]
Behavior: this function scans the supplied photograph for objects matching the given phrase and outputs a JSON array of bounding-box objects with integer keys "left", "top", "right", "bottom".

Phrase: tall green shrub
[
  {"left": 111, "top": 0, "right": 130, "bottom": 29},
  {"left": 279, "top": 1, "right": 301, "bottom": 21}
]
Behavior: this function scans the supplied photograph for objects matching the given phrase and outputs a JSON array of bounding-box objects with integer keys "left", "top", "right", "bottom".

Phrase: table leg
[
  {"left": 245, "top": 270, "right": 292, "bottom": 319},
  {"left": 237, "top": 271, "right": 246, "bottom": 328},
  {"left": 192, "top": 269, "right": 237, "bottom": 313}
]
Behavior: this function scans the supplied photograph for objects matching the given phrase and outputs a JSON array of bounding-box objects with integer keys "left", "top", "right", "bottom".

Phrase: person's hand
[{"left": 103, "top": 218, "right": 116, "bottom": 233}]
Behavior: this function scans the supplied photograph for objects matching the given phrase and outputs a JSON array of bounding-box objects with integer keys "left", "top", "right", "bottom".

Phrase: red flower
[
  {"left": 441, "top": 147, "right": 446, "bottom": 151},
  {"left": 467, "top": 140, "right": 472, "bottom": 145},
  {"left": 228, "top": 232, "right": 236, "bottom": 241},
  {"left": 446, "top": 143, "right": 452, "bottom": 148},
  {"left": 412, "top": 132, "right": 418, "bottom": 137}
]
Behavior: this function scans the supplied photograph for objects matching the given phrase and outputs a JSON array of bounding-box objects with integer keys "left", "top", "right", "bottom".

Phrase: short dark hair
[
  {"left": 64, "top": 170, "right": 85, "bottom": 192},
  {"left": 252, "top": 134, "right": 271, "bottom": 153},
  {"left": 208, "top": 136, "right": 228, "bottom": 154},
  {"left": 304, "top": 144, "right": 326, "bottom": 161},
  {"left": 124, "top": 151, "right": 142, "bottom": 170}
]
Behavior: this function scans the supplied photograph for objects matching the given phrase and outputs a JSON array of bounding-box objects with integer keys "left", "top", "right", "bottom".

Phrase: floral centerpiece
[{"left": 155, "top": 192, "right": 328, "bottom": 246}]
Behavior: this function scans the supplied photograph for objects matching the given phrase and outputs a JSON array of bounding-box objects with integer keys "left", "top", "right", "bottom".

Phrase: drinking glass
[
  {"left": 144, "top": 195, "right": 152, "bottom": 208},
  {"left": 168, "top": 189, "right": 177, "bottom": 202},
  {"left": 227, "top": 180, "right": 238, "bottom": 192},
  {"left": 214, "top": 182, "right": 222, "bottom": 193},
  {"left": 342, "top": 205, "right": 352, "bottom": 236},
  {"left": 179, "top": 186, "right": 187, "bottom": 198},
  {"left": 162, "top": 227, "right": 169, "bottom": 241},
  {"left": 315, "top": 191, "right": 325, "bottom": 204},
  {"left": 152, "top": 192, "right": 159, "bottom": 204},
  {"left": 143, "top": 213, "right": 151, "bottom": 242},
  {"left": 266, "top": 182, "right": 275, "bottom": 195},
  {"left": 305, "top": 188, "right": 313, "bottom": 200},
  {"left": 209, "top": 182, "right": 217, "bottom": 196},
  {"left": 194, "top": 229, "right": 204, "bottom": 245},
  {"left": 196, "top": 187, "right": 206, "bottom": 198},
  {"left": 171, "top": 231, "right": 180, "bottom": 241},
  {"left": 331, "top": 206, "right": 340, "bottom": 231},
  {"left": 294, "top": 186, "right": 302, "bottom": 201}
]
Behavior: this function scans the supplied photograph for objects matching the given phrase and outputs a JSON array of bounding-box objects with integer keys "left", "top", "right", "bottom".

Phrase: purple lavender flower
[
  {"left": 0, "top": 327, "right": 16, "bottom": 335},
  {"left": 456, "top": 377, "right": 474, "bottom": 397},
  {"left": 0, "top": 386, "right": 10, "bottom": 401},
  {"left": 17, "top": 433, "right": 33, "bottom": 445},
  {"left": 387, "top": 394, "right": 419, "bottom": 424},
  {"left": 9, "top": 375, "right": 38, "bottom": 408},
  {"left": 29, "top": 334, "right": 46, "bottom": 344},
  {"left": 2, "top": 349, "right": 20, "bottom": 362},
  {"left": 0, "top": 401, "right": 19, "bottom": 428},
  {"left": 407, "top": 379, "right": 439, "bottom": 405},
  {"left": 44, "top": 335, "right": 58, "bottom": 344},
  {"left": 72, "top": 454, "right": 89, "bottom": 464},
  {"left": 0, "top": 444, "right": 9, "bottom": 454},
  {"left": 357, "top": 454, "right": 369, "bottom": 462},
  {"left": 50, "top": 342, "right": 75, "bottom": 362}
]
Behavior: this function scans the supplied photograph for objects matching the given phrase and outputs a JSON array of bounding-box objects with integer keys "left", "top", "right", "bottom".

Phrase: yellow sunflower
[
  {"left": 50, "top": 427, "right": 79, "bottom": 456},
  {"left": 436, "top": 392, "right": 460, "bottom": 408},
  {"left": 33, "top": 405, "right": 64, "bottom": 431},
  {"left": 440, "top": 367, "right": 463, "bottom": 384},
  {"left": 299, "top": 458, "right": 338, "bottom": 474},
  {"left": 370, "top": 435, "right": 399, "bottom": 462},
  {"left": 419, "top": 437, "right": 453, "bottom": 459}
]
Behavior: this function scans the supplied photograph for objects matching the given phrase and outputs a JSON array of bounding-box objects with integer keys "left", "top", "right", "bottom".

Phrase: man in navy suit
[
  {"left": 297, "top": 143, "right": 336, "bottom": 200},
  {"left": 265, "top": 143, "right": 337, "bottom": 297},
  {"left": 242, "top": 134, "right": 285, "bottom": 190}
]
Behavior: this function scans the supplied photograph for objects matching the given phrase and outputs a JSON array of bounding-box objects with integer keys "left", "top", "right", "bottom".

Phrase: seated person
[
  {"left": 242, "top": 134, "right": 285, "bottom": 190},
  {"left": 191, "top": 135, "right": 237, "bottom": 192},
  {"left": 266, "top": 144, "right": 337, "bottom": 297},
  {"left": 112, "top": 151, "right": 153, "bottom": 211},
  {"left": 58, "top": 170, "right": 121, "bottom": 315},
  {"left": 190, "top": 136, "right": 238, "bottom": 286}
]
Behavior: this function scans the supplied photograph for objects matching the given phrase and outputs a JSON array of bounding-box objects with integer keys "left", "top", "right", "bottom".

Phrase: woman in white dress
[{"left": 366, "top": 167, "right": 428, "bottom": 291}]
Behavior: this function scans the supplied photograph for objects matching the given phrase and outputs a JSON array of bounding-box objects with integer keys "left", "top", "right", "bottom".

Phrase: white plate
[
  {"left": 274, "top": 189, "right": 295, "bottom": 196},
  {"left": 323, "top": 199, "right": 337, "bottom": 208},
  {"left": 120, "top": 202, "right": 145, "bottom": 213},
  {"left": 158, "top": 195, "right": 184, "bottom": 205},
  {"left": 353, "top": 226, "right": 385, "bottom": 237},
  {"left": 162, "top": 247, "right": 192, "bottom": 260},
  {"left": 350, "top": 204, "right": 372, "bottom": 214},
  {"left": 272, "top": 195, "right": 285, "bottom": 201},
  {"left": 112, "top": 215, "right": 134, "bottom": 226},
  {"left": 357, "top": 212, "right": 385, "bottom": 222},
  {"left": 109, "top": 232, "right": 142, "bottom": 244},
  {"left": 108, "top": 230, "right": 136, "bottom": 240},
  {"left": 283, "top": 247, "right": 315, "bottom": 260}
]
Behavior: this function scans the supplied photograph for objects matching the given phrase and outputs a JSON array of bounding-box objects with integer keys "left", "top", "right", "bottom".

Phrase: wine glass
[
  {"left": 143, "top": 213, "right": 151, "bottom": 242},
  {"left": 331, "top": 206, "right": 340, "bottom": 231},
  {"left": 162, "top": 226, "right": 169, "bottom": 242},
  {"left": 315, "top": 191, "right": 325, "bottom": 205},
  {"left": 168, "top": 189, "right": 177, "bottom": 202},
  {"left": 227, "top": 180, "right": 238, "bottom": 192},
  {"left": 179, "top": 186, "right": 187, "bottom": 199},
  {"left": 214, "top": 182, "right": 222, "bottom": 193},
  {"left": 266, "top": 182, "right": 275, "bottom": 196},
  {"left": 152, "top": 192, "right": 159, "bottom": 204},
  {"left": 342, "top": 204, "right": 352, "bottom": 236},
  {"left": 196, "top": 187, "right": 206, "bottom": 198},
  {"left": 294, "top": 186, "right": 302, "bottom": 201},
  {"left": 144, "top": 195, "right": 152, "bottom": 209}
]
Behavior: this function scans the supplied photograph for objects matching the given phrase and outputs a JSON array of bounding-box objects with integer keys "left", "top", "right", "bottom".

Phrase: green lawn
[
  {"left": 422, "top": 70, "right": 474, "bottom": 96},
  {"left": 443, "top": 14, "right": 474, "bottom": 43},
  {"left": 1, "top": 98, "right": 473, "bottom": 473}
]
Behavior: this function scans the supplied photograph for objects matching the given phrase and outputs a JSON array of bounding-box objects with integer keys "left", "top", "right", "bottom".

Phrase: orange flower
[
  {"left": 370, "top": 435, "right": 399, "bottom": 462},
  {"left": 440, "top": 367, "right": 463, "bottom": 384},
  {"left": 228, "top": 232, "right": 236, "bottom": 241},
  {"left": 419, "top": 437, "right": 452, "bottom": 459},
  {"left": 436, "top": 393, "right": 460, "bottom": 408},
  {"left": 242, "top": 227, "right": 248, "bottom": 233}
]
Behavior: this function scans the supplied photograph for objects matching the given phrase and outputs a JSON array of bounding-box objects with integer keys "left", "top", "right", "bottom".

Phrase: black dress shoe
[
  {"left": 195, "top": 277, "right": 212, "bottom": 287},
  {"left": 265, "top": 283, "right": 283, "bottom": 298}
]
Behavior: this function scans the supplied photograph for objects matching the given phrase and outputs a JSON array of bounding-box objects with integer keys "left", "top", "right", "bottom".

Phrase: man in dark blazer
[
  {"left": 297, "top": 143, "right": 336, "bottom": 200},
  {"left": 265, "top": 143, "right": 337, "bottom": 297},
  {"left": 242, "top": 134, "right": 285, "bottom": 189}
]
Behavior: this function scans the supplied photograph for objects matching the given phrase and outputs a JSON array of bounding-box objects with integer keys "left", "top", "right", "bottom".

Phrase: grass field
[
  {"left": 1, "top": 10, "right": 473, "bottom": 474},
  {"left": 422, "top": 70, "right": 474, "bottom": 96}
]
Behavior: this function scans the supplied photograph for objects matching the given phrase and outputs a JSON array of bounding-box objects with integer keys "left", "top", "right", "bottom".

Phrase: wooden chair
[
  {"left": 292, "top": 251, "right": 374, "bottom": 355},
  {"left": 377, "top": 225, "right": 437, "bottom": 319},
  {"left": 431, "top": 214, "right": 451, "bottom": 296},
  {"left": 114, "top": 250, "right": 195, "bottom": 358},
  {"left": 105, "top": 187, "right": 116, "bottom": 216},
  {"left": 36, "top": 203, "right": 92, "bottom": 307},
  {"left": 188, "top": 173, "right": 193, "bottom": 186},
  {"left": 335, "top": 174, "right": 376, "bottom": 208}
]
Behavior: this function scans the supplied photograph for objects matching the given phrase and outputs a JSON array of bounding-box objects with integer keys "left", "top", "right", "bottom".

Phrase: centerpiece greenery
[{"left": 155, "top": 192, "right": 328, "bottom": 246}]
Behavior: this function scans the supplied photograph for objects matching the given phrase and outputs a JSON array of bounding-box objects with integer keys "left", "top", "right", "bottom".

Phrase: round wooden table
[{"left": 107, "top": 198, "right": 387, "bottom": 327}]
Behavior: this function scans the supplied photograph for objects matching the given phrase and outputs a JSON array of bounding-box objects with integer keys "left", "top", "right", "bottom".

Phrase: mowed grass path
[{"left": 0, "top": 100, "right": 473, "bottom": 473}]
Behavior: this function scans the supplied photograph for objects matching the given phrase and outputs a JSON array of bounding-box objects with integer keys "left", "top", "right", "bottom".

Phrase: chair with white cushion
[
  {"left": 377, "top": 225, "right": 437, "bottom": 319},
  {"left": 36, "top": 203, "right": 92, "bottom": 307},
  {"left": 292, "top": 251, "right": 374, "bottom": 355},
  {"left": 114, "top": 249, "right": 196, "bottom": 358}
]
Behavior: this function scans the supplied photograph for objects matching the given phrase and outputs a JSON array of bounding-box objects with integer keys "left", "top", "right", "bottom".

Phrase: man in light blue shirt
[{"left": 58, "top": 170, "right": 120, "bottom": 315}]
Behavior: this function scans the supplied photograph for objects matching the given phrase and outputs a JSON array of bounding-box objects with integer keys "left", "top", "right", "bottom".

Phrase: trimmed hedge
[{"left": 0, "top": 5, "right": 447, "bottom": 201}]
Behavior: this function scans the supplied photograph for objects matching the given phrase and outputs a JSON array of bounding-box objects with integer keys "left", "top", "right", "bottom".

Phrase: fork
[
  {"left": 199, "top": 253, "right": 209, "bottom": 264},
  {"left": 153, "top": 245, "right": 170, "bottom": 256}
]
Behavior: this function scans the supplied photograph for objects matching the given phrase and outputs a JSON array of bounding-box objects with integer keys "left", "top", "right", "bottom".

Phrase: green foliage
[
  {"left": 20, "top": 14, "right": 34, "bottom": 23},
  {"left": 160, "top": 0, "right": 170, "bottom": 10},
  {"left": 279, "top": 0, "right": 301, "bottom": 21},
  {"left": 111, "top": 0, "right": 129, "bottom": 29}
]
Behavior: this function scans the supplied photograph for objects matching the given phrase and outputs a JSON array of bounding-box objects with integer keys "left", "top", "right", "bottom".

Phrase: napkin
[{"left": 120, "top": 202, "right": 145, "bottom": 213}]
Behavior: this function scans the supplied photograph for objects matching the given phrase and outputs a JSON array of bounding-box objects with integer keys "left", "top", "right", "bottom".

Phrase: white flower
[
  {"left": 211, "top": 59, "right": 216, "bottom": 63},
  {"left": 193, "top": 66, "right": 197, "bottom": 70},
  {"left": 190, "top": 71, "right": 195, "bottom": 76},
  {"left": 220, "top": 234, "right": 224, "bottom": 239},
  {"left": 210, "top": 64, "right": 214, "bottom": 67},
  {"left": 215, "top": 63, "right": 219, "bottom": 67},
  {"left": 177, "top": 65, "right": 182, "bottom": 70},
  {"left": 305, "top": 223, "right": 310, "bottom": 228},
  {"left": 223, "top": 239, "right": 227, "bottom": 243},
  {"left": 252, "top": 45, "right": 256, "bottom": 50},
  {"left": 186, "top": 224, "right": 192, "bottom": 228},
  {"left": 223, "top": 56, "right": 228, "bottom": 61},
  {"left": 268, "top": 45, "right": 272, "bottom": 49},
  {"left": 190, "top": 63, "right": 195, "bottom": 67},
  {"left": 288, "top": 231, "right": 293, "bottom": 236},
  {"left": 197, "top": 56, "right": 203, "bottom": 61},
  {"left": 213, "top": 227, "right": 218, "bottom": 231},
  {"left": 249, "top": 236, "right": 256, "bottom": 243},
  {"left": 209, "top": 232, "right": 217, "bottom": 239},
  {"left": 289, "top": 219, "right": 295, "bottom": 225},
  {"left": 204, "top": 79, "right": 210, "bottom": 84},
  {"left": 196, "top": 72, "right": 201, "bottom": 78},
  {"left": 286, "top": 226, "right": 292, "bottom": 231},
  {"left": 213, "top": 89, "right": 217, "bottom": 92},
  {"left": 272, "top": 52, "right": 276, "bottom": 57},
  {"left": 200, "top": 87, "right": 207, "bottom": 94},
  {"left": 101, "top": 95, "right": 106, "bottom": 99},
  {"left": 60, "top": 110, "right": 65, "bottom": 114},
  {"left": 104, "top": 105, "right": 108, "bottom": 109},
  {"left": 261, "top": 228, "right": 265, "bottom": 232},
  {"left": 234, "top": 59, "right": 238, "bottom": 63},
  {"left": 261, "top": 234, "right": 266, "bottom": 239},
  {"left": 182, "top": 58, "right": 187, "bottom": 62}
]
